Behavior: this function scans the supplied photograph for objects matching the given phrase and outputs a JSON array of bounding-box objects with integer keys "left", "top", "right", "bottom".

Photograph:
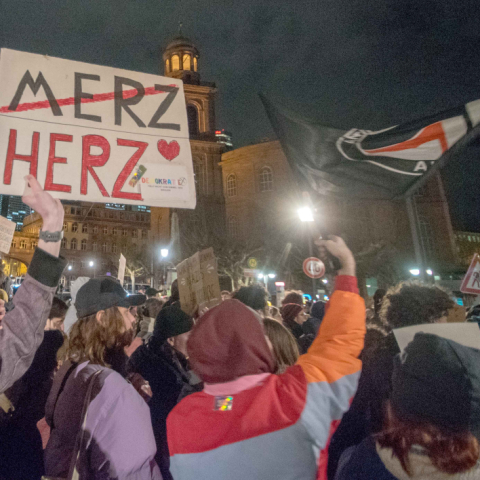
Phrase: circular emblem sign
[
  {"left": 303, "top": 257, "right": 325, "bottom": 279},
  {"left": 247, "top": 257, "right": 258, "bottom": 269}
]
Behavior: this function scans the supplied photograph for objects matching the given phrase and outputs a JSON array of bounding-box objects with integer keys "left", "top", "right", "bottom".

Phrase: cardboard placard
[
  {"left": 0, "top": 49, "right": 196, "bottom": 209},
  {"left": 0, "top": 216, "right": 16, "bottom": 254},
  {"left": 118, "top": 254, "right": 126, "bottom": 286},
  {"left": 177, "top": 248, "right": 221, "bottom": 315}
]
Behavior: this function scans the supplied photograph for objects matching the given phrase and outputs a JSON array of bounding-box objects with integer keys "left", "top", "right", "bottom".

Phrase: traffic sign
[
  {"left": 303, "top": 257, "right": 325, "bottom": 279},
  {"left": 247, "top": 257, "right": 258, "bottom": 269},
  {"left": 243, "top": 268, "right": 260, "bottom": 278},
  {"left": 460, "top": 254, "right": 480, "bottom": 295}
]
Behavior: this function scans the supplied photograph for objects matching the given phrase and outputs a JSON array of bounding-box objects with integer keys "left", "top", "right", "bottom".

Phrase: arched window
[
  {"left": 81, "top": 239, "right": 87, "bottom": 251},
  {"left": 72, "top": 222, "right": 78, "bottom": 233},
  {"left": 132, "top": 230, "right": 138, "bottom": 238},
  {"left": 112, "top": 243, "right": 117, "bottom": 254},
  {"left": 71, "top": 238, "right": 77, "bottom": 250},
  {"left": 63, "top": 222, "right": 68, "bottom": 232},
  {"left": 193, "top": 57, "right": 198, "bottom": 72},
  {"left": 102, "top": 242, "right": 108, "bottom": 253},
  {"left": 20, "top": 240, "right": 27, "bottom": 249},
  {"left": 82, "top": 224, "right": 88, "bottom": 233},
  {"left": 123, "top": 229, "right": 128, "bottom": 237},
  {"left": 259, "top": 167, "right": 274, "bottom": 192},
  {"left": 103, "top": 226, "right": 108, "bottom": 235},
  {"left": 228, "top": 217, "right": 238, "bottom": 238},
  {"left": 165, "top": 58, "right": 170, "bottom": 73},
  {"left": 93, "top": 242, "right": 97, "bottom": 252},
  {"left": 93, "top": 225, "right": 98, "bottom": 234},
  {"left": 31, "top": 242, "right": 38, "bottom": 250},
  {"left": 226, "top": 174, "right": 237, "bottom": 197},
  {"left": 187, "top": 105, "right": 199, "bottom": 136},
  {"left": 12, "top": 240, "right": 16, "bottom": 249},
  {"left": 182, "top": 54, "right": 191, "bottom": 70},
  {"left": 171, "top": 54, "right": 180, "bottom": 71},
  {"left": 61, "top": 237, "right": 67, "bottom": 249},
  {"left": 193, "top": 160, "right": 205, "bottom": 195}
]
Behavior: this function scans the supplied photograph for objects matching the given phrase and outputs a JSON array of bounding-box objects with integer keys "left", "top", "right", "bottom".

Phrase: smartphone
[{"left": 129, "top": 165, "right": 147, "bottom": 187}]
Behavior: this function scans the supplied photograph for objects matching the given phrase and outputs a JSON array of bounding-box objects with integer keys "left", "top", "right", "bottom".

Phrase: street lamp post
[
  {"left": 89, "top": 260, "right": 95, "bottom": 279},
  {"left": 161, "top": 249, "right": 169, "bottom": 290},
  {"left": 298, "top": 206, "right": 317, "bottom": 300}
]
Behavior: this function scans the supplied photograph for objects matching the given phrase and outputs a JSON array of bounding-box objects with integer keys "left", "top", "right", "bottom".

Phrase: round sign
[
  {"left": 303, "top": 257, "right": 325, "bottom": 279},
  {"left": 247, "top": 257, "right": 258, "bottom": 269}
]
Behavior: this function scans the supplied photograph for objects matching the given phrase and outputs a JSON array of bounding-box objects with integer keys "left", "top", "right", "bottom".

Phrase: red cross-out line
[{"left": 0, "top": 84, "right": 178, "bottom": 114}]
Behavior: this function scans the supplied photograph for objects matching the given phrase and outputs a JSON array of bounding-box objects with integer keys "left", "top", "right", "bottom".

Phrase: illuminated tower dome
[{"left": 162, "top": 35, "right": 200, "bottom": 85}]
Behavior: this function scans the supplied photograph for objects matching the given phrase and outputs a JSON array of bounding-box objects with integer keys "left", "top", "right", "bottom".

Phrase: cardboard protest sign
[
  {"left": 394, "top": 322, "right": 480, "bottom": 352},
  {"left": 0, "top": 216, "right": 16, "bottom": 254},
  {"left": 0, "top": 49, "right": 196, "bottom": 209},
  {"left": 177, "top": 248, "right": 221, "bottom": 315},
  {"left": 118, "top": 254, "right": 126, "bottom": 286}
]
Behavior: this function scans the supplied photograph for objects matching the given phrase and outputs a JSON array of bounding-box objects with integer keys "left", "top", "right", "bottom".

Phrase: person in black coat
[{"left": 128, "top": 303, "right": 201, "bottom": 480}]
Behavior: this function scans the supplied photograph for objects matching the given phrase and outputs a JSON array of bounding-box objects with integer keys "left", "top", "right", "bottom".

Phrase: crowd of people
[{"left": 0, "top": 176, "right": 479, "bottom": 480}]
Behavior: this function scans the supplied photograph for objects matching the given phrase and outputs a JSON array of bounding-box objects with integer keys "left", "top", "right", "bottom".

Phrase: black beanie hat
[
  {"left": 391, "top": 333, "right": 480, "bottom": 438},
  {"left": 153, "top": 304, "right": 194, "bottom": 341}
]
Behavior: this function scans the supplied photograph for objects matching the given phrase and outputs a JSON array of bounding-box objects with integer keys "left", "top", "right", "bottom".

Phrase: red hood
[{"left": 187, "top": 299, "right": 275, "bottom": 383}]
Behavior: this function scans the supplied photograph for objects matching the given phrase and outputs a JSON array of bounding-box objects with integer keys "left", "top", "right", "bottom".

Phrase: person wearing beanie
[
  {"left": 44, "top": 278, "right": 160, "bottom": 480},
  {"left": 303, "top": 301, "right": 326, "bottom": 337},
  {"left": 335, "top": 333, "right": 480, "bottom": 480},
  {"left": 128, "top": 304, "right": 201, "bottom": 480},
  {"left": 167, "top": 236, "right": 366, "bottom": 480},
  {"left": 282, "top": 302, "right": 313, "bottom": 354}
]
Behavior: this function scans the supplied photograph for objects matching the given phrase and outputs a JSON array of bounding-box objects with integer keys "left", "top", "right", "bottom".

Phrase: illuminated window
[
  {"left": 81, "top": 239, "right": 87, "bottom": 251},
  {"left": 228, "top": 217, "right": 238, "bottom": 238},
  {"left": 72, "top": 222, "right": 78, "bottom": 233},
  {"left": 63, "top": 222, "right": 68, "bottom": 232},
  {"left": 193, "top": 160, "right": 205, "bottom": 195},
  {"left": 93, "top": 242, "right": 97, "bottom": 252},
  {"left": 102, "top": 242, "right": 108, "bottom": 253},
  {"left": 71, "top": 238, "right": 77, "bottom": 250},
  {"left": 20, "top": 240, "right": 26, "bottom": 249},
  {"left": 194, "top": 57, "right": 198, "bottom": 72},
  {"left": 112, "top": 243, "right": 117, "bottom": 254},
  {"left": 123, "top": 229, "right": 128, "bottom": 237},
  {"left": 82, "top": 224, "right": 88, "bottom": 233},
  {"left": 165, "top": 58, "right": 170, "bottom": 73},
  {"left": 171, "top": 54, "right": 180, "bottom": 71},
  {"left": 187, "top": 105, "right": 199, "bottom": 135},
  {"left": 226, "top": 174, "right": 237, "bottom": 197},
  {"left": 31, "top": 242, "right": 37, "bottom": 249},
  {"left": 259, "top": 167, "right": 274, "bottom": 192},
  {"left": 12, "top": 240, "right": 16, "bottom": 249},
  {"left": 183, "top": 54, "right": 191, "bottom": 70}
]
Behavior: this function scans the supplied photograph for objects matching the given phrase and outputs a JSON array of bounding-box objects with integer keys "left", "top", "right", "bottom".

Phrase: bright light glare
[
  {"left": 426, "top": 269, "right": 433, "bottom": 276},
  {"left": 68, "top": 265, "right": 72, "bottom": 271},
  {"left": 268, "top": 273, "right": 276, "bottom": 278},
  {"left": 161, "top": 248, "right": 169, "bottom": 258},
  {"left": 409, "top": 269, "right": 420, "bottom": 276},
  {"left": 322, "top": 278, "right": 328, "bottom": 284},
  {"left": 297, "top": 207, "right": 314, "bottom": 222},
  {"left": 89, "top": 261, "right": 94, "bottom": 267},
  {"left": 258, "top": 274, "right": 264, "bottom": 279}
]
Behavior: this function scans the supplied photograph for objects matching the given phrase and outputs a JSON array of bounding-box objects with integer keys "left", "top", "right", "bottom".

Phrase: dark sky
[{"left": 1, "top": 0, "right": 480, "bottom": 230}]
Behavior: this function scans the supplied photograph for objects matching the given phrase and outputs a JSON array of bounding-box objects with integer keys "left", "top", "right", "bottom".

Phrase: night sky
[{"left": 1, "top": 0, "right": 479, "bottom": 230}]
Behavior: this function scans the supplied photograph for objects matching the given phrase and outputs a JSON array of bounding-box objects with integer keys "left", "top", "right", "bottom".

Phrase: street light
[
  {"left": 426, "top": 269, "right": 433, "bottom": 276},
  {"left": 89, "top": 260, "right": 96, "bottom": 278},
  {"left": 89, "top": 261, "right": 94, "bottom": 267},
  {"left": 258, "top": 273, "right": 264, "bottom": 279},
  {"left": 298, "top": 205, "right": 317, "bottom": 298},
  {"left": 409, "top": 268, "right": 420, "bottom": 276},
  {"left": 161, "top": 248, "right": 169, "bottom": 258},
  {"left": 298, "top": 207, "right": 314, "bottom": 223},
  {"left": 268, "top": 273, "right": 276, "bottom": 279},
  {"left": 160, "top": 248, "right": 169, "bottom": 289},
  {"left": 68, "top": 265, "right": 72, "bottom": 271}
]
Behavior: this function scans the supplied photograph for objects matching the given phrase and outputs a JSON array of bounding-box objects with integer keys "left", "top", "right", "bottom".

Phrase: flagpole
[{"left": 406, "top": 195, "right": 427, "bottom": 282}]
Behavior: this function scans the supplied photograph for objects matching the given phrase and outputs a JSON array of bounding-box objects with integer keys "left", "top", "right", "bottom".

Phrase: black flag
[{"left": 261, "top": 95, "right": 480, "bottom": 199}]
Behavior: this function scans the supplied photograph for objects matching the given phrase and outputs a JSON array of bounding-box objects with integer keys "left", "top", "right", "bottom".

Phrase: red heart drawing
[{"left": 157, "top": 140, "right": 180, "bottom": 161}]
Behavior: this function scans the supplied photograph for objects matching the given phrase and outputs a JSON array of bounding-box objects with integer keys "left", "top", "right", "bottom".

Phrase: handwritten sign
[
  {"left": 177, "top": 248, "right": 221, "bottom": 315},
  {"left": 118, "top": 254, "right": 126, "bottom": 286},
  {"left": 0, "top": 216, "right": 15, "bottom": 254},
  {"left": 0, "top": 49, "right": 196, "bottom": 209}
]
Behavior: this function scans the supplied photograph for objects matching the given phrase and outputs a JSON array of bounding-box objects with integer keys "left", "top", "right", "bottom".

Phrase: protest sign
[
  {"left": 118, "top": 254, "right": 126, "bottom": 286},
  {"left": 0, "top": 216, "right": 16, "bottom": 254},
  {"left": 177, "top": 248, "right": 221, "bottom": 315},
  {"left": 0, "top": 49, "right": 196, "bottom": 209}
]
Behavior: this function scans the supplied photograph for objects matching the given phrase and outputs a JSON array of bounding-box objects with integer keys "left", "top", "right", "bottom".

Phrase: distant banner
[
  {"left": 0, "top": 49, "right": 196, "bottom": 209},
  {"left": 262, "top": 95, "right": 480, "bottom": 199}
]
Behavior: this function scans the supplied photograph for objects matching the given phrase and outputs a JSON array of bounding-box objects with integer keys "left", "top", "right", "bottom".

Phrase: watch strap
[{"left": 39, "top": 230, "right": 64, "bottom": 242}]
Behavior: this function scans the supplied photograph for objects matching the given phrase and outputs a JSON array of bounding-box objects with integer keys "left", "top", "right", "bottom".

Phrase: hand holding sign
[{"left": 315, "top": 235, "right": 355, "bottom": 277}]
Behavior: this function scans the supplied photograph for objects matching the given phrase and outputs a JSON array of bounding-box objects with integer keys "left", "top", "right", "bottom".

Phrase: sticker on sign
[
  {"left": 460, "top": 254, "right": 480, "bottom": 295},
  {"left": 303, "top": 257, "right": 325, "bottom": 279}
]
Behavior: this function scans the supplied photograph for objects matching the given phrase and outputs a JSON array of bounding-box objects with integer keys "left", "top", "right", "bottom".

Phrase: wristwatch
[{"left": 39, "top": 230, "right": 64, "bottom": 242}]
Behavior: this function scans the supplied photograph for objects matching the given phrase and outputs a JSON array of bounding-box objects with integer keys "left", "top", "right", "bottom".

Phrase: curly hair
[
  {"left": 233, "top": 284, "right": 268, "bottom": 311},
  {"left": 282, "top": 291, "right": 304, "bottom": 306},
  {"left": 68, "top": 306, "right": 131, "bottom": 367},
  {"left": 378, "top": 403, "right": 479, "bottom": 475},
  {"left": 379, "top": 282, "right": 454, "bottom": 329}
]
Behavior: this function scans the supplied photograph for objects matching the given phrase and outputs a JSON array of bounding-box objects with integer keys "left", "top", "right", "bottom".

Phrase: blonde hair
[{"left": 263, "top": 318, "right": 299, "bottom": 374}]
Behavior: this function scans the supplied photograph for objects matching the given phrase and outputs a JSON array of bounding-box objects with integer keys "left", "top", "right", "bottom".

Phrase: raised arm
[{"left": 0, "top": 176, "right": 66, "bottom": 393}]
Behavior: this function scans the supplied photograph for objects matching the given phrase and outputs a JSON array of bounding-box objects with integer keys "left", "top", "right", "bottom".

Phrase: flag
[{"left": 261, "top": 95, "right": 480, "bottom": 199}]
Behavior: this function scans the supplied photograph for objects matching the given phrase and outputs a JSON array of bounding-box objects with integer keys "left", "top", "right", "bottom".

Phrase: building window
[
  {"left": 82, "top": 224, "right": 88, "bottom": 233},
  {"left": 61, "top": 237, "right": 67, "bottom": 249},
  {"left": 63, "top": 222, "right": 68, "bottom": 232},
  {"left": 103, "top": 226, "right": 108, "bottom": 235},
  {"left": 226, "top": 174, "right": 237, "bottom": 197},
  {"left": 20, "top": 240, "right": 27, "bottom": 249},
  {"left": 259, "top": 167, "right": 274, "bottom": 192},
  {"left": 142, "top": 230, "right": 148, "bottom": 239},
  {"left": 81, "top": 239, "right": 87, "bottom": 251},
  {"left": 193, "top": 159, "right": 205, "bottom": 195},
  {"left": 71, "top": 238, "right": 77, "bottom": 250},
  {"left": 123, "top": 229, "right": 128, "bottom": 237},
  {"left": 228, "top": 217, "right": 238, "bottom": 238},
  {"left": 132, "top": 230, "right": 138, "bottom": 238},
  {"left": 187, "top": 105, "right": 199, "bottom": 136},
  {"left": 93, "top": 225, "right": 98, "bottom": 234},
  {"left": 81, "top": 261, "right": 86, "bottom": 268},
  {"left": 64, "top": 207, "right": 70, "bottom": 215},
  {"left": 112, "top": 243, "right": 117, "bottom": 254},
  {"left": 182, "top": 53, "right": 191, "bottom": 70},
  {"left": 113, "top": 227, "right": 118, "bottom": 235},
  {"left": 31, "top": 242, "right": 38, "bottom": 250},
  {"left": 72, "top": 222, "right": 78, "bottom": 233},
  {"left": 93, "top": 242, "right": 97, "bottom": 252},
  {"left": 102, "top": 242, "right": 108, "bottom": 253},
  {"left": 165, "top": 58, "right": 170, "bottom": 73},
  {"left": 171, "top": 54, "right": 180, "bottom": 71},
  {"left": 12, "top": 240, "right": 16, "bottom": 249},
  {"left": 193, "top": 57, "right": 198, "bottom": 72}
]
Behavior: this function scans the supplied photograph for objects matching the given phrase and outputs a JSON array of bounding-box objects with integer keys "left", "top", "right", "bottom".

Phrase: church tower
[{"left": 152, "top": 34, "right": 225, "bottom": 260}]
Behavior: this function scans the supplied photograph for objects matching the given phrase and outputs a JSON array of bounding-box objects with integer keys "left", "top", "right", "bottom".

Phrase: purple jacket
[
  {"left": 0, "top": 248, "right": 66, "bottom": 393},
  {"left": 45, "top": 360, "right": 162, "bottom": 480}
]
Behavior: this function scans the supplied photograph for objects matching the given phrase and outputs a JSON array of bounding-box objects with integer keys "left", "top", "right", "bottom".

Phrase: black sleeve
[{"left": 27, "top": 248, "right": 67, "bottom": 288}]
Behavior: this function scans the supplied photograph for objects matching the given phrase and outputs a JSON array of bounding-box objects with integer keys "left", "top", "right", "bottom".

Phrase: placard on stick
[
  {"left": 0, "top": 49, "right": 196, "bottom": 209},
  {"left": 0, "top": 216, "right": 16, "bottom": 254},
  {"left": 177, "top": 248, "right": 221, "bottom": 315},
  {"left": 118, "top": 254, "right": 126, "bottom": 286}
]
